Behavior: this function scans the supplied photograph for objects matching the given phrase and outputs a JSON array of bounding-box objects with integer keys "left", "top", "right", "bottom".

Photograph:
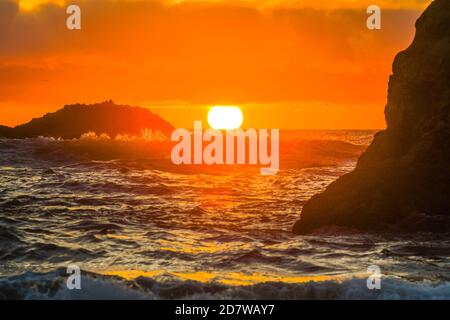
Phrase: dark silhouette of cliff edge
[
  {"left": 0, "top": 125, "right": 13, "bottom": 137},
  {"left": 0, "top": 101, "right": 174, "bottom": 139},
  {"left": 293, "top": 0, "right": 450, "bottom": 234}
]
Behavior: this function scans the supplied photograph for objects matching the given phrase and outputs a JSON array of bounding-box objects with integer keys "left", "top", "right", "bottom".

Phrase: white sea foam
[
  {"left": 0, "top": 270, "right": 449, "bottom": 300},
  {"left": 0, "top": 132, "right": 448, "bottom": 301}
]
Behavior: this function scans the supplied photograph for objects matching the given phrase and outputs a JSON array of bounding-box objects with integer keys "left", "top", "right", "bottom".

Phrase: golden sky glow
[
  {"left": 18, "top": 0, "right": 65, "bottom": 11},
  {"left": 16, "top": 0, "right": 432, "bottom": 11},
  {"left": 1, "top": 0, "right": 432, "bottom": 129}
]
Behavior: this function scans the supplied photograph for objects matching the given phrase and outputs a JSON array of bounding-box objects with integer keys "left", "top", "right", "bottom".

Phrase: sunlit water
[{"left": 0, "top": 130, "right": 449, "bottom": 299}]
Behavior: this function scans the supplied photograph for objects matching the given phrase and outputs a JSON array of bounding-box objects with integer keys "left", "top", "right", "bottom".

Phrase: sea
[{"left": 0, "top": 130, "right": 449, "bottom": 299}]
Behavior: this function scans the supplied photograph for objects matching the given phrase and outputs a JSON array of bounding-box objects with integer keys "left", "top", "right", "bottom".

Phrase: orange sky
[{"left": 0, "top": 0, "right": 431, "bottom": 129}]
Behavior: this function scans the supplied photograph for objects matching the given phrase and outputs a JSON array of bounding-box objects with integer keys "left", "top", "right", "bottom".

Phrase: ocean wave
[
  {"left": 0, "top": 135, "right": 365, "bottom": 172},
  {"left": 0, "top": 269, "right": 448, "bottom": 300},
  {"left": 3, "top": 130, "right": 446, "bottom": 300}
]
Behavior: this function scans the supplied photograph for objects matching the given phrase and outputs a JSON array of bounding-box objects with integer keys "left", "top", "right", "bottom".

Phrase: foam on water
[
  {"left": 1, "top": 269, "right": 449, "bottom": 300},
  {"left": 0, "top": 131, "right": 449, "bottom": 299}
]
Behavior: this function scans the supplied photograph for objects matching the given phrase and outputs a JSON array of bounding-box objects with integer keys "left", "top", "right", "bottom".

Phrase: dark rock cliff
[
  {"left": 293, "top": 0, "right": 450, "bottom": 234},
  {"left": 0, "top": 101, "right": 174, "bottom": 139},
  {"left": 0, "top": 125, "right": 13, "bottom": 137}
]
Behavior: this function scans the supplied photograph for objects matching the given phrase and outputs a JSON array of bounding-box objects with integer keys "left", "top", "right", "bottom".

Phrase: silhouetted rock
[
  {"left": 293, "top": 0, "right": 450, "bottom": 234},
  {"left": 0, "top": 125, "right": 12, "bottom": 138},
  {"left": 1, "top": 101, "right": 174, "bottom": 139}
]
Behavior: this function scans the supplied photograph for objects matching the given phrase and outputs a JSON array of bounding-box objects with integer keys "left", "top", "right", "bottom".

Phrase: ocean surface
[{"left": 0, "top": 130, "right": 449, "bottom": 299}]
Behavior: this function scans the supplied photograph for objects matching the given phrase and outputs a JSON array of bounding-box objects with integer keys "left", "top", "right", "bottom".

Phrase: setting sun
[{"left": 207, "top": 106, "right": 243, "bottom": 130}]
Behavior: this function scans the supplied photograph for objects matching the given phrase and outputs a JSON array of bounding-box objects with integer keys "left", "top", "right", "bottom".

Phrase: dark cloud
[{"left": 0, "top": 0, "right": 19, "bottom": 30}]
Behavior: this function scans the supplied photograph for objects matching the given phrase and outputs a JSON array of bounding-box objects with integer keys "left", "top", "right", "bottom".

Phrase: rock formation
[
  {"left": 293, "top": 0, "right": 450, "bottom": 234},
  {"left": 0, "top": 101, "right": 174, "bottom": 139},
  {"left": 0, "top": 125, "right": 12, "bottom": 137}
]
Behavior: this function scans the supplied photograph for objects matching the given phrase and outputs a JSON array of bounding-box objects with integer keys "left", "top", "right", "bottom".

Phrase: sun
[{"left": 207, "top": 106, "right": 243, "bottom": 130}]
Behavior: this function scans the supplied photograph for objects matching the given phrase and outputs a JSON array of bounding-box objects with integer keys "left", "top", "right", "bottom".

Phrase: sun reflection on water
[{"left": 102, "top": 269, "right": 356, "bottom": 286}]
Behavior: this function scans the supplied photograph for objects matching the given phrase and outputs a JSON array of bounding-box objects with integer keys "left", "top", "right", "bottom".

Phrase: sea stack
[
  {"left": 0, "top": 101, "right": 174, "bottom": 139},
  {"left": 293, "top": 0, "right": 450, "bottom": 234}
]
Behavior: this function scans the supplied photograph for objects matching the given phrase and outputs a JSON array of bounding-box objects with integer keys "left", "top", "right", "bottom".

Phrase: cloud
[
  {"left": 12, "top": 0, "right": 433, "bottom": 12},
  {"left": 0, "top": 0, "right": 424, "bottom": 110},
  {"left": 0, "top": 1, "right": 19, "bottom": 27},
  {"left": 19, "top": 0, "right": 62, "bottom": 10}
]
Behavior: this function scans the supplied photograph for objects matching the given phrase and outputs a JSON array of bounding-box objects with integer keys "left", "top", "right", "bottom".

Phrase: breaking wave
[
  {"left": 0, "top": 130, "right": 369, "bottom": 171},
  {"left": 1, "top": 269, "right": 449, "bottom": 300},
  {"left": 2, "top": 130, "right": 448, "bottom": 300}
]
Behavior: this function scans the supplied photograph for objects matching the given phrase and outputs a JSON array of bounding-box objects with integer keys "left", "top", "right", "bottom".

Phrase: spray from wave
[{"left": 2, "top": 130, "right": 448, "bottom": 300}]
